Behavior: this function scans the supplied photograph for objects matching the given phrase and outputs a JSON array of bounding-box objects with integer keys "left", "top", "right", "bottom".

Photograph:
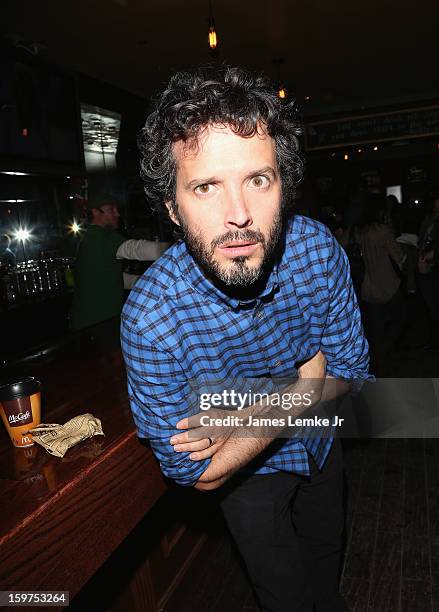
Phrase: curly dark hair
[{"left": 138, "top": 65, "right": 304, "bottom": 214}]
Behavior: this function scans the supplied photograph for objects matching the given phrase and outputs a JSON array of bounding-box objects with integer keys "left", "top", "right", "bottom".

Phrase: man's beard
[{"left": 176, "top": 209, "right": 284, "bottom": 287}]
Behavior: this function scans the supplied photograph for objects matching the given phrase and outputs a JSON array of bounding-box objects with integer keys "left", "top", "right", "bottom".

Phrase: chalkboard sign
[{"left": 305, "top": 105, "right": 439, "bottom": 150}]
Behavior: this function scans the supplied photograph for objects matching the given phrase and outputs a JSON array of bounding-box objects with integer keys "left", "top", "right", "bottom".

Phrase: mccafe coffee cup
[{"left": 0, "top": 377, "right": 42, "bottom": 447}]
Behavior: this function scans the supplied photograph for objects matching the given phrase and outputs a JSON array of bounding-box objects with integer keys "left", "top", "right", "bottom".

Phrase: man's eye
[
  {"left": 194, "top": 184, "right": 212, "bottom": 195},
  {"left": 250, "top": 175, "right": 270, "bottom": 188}
]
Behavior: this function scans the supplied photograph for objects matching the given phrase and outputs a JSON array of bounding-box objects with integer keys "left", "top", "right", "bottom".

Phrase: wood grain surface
[{"left": 0, "top": 321, "right": 167, "bottom": 602}]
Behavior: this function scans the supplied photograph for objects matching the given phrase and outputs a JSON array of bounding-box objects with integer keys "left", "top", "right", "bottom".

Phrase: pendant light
[{"left": 208, "top": 0, "right": 218, "bottom": 50}]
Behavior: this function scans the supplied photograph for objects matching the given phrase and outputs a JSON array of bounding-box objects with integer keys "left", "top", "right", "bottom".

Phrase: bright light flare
[
  {"left": 14, "top": 228, "right": 31, "bottom": 242},
  {"left": 278, "top": 87, "right": 287, "bottom": 99},
  {"left": 1, "top": 171, "right": 29, "bottom": 176},
  {"left": 69, "top": 220, "right": 82, "bottom": 235}
]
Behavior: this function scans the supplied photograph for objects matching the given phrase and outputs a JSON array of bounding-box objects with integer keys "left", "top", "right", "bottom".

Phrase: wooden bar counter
[{"left": 0, "top": 320, "right": 215, "bottom": 610}]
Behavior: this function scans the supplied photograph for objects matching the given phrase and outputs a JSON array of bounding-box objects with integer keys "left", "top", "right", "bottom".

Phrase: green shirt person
[{"left": 70, "top": 196, "right": 168, "bottom": 331}]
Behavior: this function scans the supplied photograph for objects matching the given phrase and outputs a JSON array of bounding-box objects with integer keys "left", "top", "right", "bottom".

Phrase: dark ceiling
[{"left": 3, "top": 0, "right": 439, "bottom": 115}]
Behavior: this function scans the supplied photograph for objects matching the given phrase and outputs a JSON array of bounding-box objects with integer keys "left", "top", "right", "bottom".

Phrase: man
[
  {"left": 121, "top": 67, "right": 369, "bottom": 612},
  {"left": 71, "top": 194, "right": 168, "bottom": 331}
]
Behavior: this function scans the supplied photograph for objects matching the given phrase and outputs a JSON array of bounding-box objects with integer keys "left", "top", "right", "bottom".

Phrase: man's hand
[{"left": 170, "top": 408, "right": 234, "bottom": 460}]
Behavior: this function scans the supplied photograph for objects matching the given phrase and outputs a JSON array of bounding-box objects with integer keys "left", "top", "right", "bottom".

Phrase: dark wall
[{"left": 304, "top": 137, "right": 439, "bottom": 224}]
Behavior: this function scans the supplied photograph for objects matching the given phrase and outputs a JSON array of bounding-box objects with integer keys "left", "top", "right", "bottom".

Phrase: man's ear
[{"left": 165, "top": 201, "right": 180, "bottom": 226}]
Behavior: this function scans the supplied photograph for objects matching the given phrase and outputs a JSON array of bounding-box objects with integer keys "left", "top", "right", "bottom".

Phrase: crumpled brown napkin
[{"left": 28, "top": 413, "right": 104, "bottom": 458}]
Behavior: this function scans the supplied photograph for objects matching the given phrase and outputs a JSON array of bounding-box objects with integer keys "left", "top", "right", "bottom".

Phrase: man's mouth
[{"left": 217, "top": 240, "right": 260, "bottom": 258}]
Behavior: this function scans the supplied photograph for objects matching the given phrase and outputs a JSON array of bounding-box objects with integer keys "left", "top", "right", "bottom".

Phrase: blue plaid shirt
[{"left": 121, "top": 215, "right": 369, "bottom": 486}]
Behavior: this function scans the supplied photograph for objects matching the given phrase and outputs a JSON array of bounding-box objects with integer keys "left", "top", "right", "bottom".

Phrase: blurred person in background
[
  {"left": 417, "top": 193, "right": 439, "bottom": 347},
  {"left": 396, "top": 211, "right": 420, "bottom": 296},
  {"left": 383, "top": 193, "right": 402, "bottom": 238},
  {"left": 344, "top": 194, "right": 406, "bottom": 374},
  {"left": 70, "top": 194, "right": 168, "bottom": 331}
]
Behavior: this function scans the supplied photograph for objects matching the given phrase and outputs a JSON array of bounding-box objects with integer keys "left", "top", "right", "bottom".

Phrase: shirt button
[{"left": 255, "top": 309, "right": 264, "bottom": 320}]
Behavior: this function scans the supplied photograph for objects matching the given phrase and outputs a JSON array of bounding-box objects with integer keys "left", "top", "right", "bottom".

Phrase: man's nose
[{"left": 224, "top": 189, "right": 252, "bottom": 229}]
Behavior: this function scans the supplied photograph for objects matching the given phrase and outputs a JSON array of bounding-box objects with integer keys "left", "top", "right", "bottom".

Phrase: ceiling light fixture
[
  {"left": 1, "top": 171, "right": 29, "bottom": 176},
  {"left": 278, "top": 86, "right": 287, "bottom": 100},
  {"left": 208, "top": 0, "right": 218, "bottom": 50},
  {"left": 272, "top": 58, "right": 286, "bottom": 100}
]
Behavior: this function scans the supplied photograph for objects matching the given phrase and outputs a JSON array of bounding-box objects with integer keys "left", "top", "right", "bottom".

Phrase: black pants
[{"left": 219, "top": 441, "right": 345, "bottom": 612}]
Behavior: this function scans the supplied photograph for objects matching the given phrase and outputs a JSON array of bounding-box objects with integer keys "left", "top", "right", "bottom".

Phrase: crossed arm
[{"left": 170, "top": 352, "right": 351, "bottom": 491}]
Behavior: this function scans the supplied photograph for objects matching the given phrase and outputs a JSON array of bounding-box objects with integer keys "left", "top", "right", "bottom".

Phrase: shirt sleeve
[
  {"left": 120, "top": 320, "right": 211, "bottom": 487},
  {"left": 321, "top": 236, "right": 371, "bottom": 383},
  {"left": 116, "top": 239, "right": 170, "bottom": 261}
]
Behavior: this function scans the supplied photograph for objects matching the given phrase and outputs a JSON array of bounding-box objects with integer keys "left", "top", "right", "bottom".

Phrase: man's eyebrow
[
  {"left": 185, "top": 167, "right": 277, "bottom": 191},
  {"left": 245, "top": 166, "right": 277, "bottom": 180},
  {"left": 185, "top": 176, "right": 221, "bottom": 191}
]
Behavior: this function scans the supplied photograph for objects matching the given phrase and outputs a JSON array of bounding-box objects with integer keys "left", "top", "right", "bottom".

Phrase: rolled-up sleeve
[
  {"left": 121, "top": 321, "right": 210, "bottom": 486},
  {"left": 321, "top": 237, "right": 371, "bottom": 383},
  {"left": 116, "top": 239, "right": 170, "bottom": 261}
]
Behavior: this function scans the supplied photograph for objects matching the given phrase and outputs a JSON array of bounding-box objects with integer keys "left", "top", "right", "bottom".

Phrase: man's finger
[
  {"left": 173, "top": 438, "right": 212, "bottom": 453},
  {"left": 171, "top": 428, "right": 205, "bottom": 445},
  {"left": 176, "top": 413, "right": 207, "bottom": 430},
  {"left": 189, "top": 441, "right": 222, "bottom": 461},
  {"left": 176, "top": 417, "right": 189, "bottom": 430}
]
